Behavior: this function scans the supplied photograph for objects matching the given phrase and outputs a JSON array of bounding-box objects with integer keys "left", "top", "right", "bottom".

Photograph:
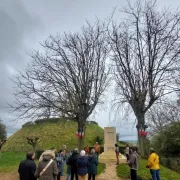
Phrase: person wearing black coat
[
  {"left": 69, "top": 149, "right": 79, "bottom": 180},
  {"left": 88, "top": 149, "right": 98, "bottom": 180},
  {"left": 18, "top": 151, "right": 37, "bottom": 180}
]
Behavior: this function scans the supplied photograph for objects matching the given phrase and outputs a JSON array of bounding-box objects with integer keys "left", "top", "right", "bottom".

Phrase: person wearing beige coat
[{"left": 35, "top": 150, "right": 58, "bottom": 180}]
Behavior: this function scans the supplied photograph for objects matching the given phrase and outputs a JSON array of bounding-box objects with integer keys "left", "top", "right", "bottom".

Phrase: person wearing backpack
[{"left": 115, "top": 144, "right": 120, "bottom": 165}]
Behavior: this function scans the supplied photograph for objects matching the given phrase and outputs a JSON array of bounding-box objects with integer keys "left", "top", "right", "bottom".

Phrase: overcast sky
[{"left": 0, "top": 0, "right": 179, "bottom": 140}]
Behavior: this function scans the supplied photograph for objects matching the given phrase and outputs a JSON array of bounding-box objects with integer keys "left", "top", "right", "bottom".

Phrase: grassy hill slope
[{"left": 2, "top": 120, "right": 104, "bottom": 152}]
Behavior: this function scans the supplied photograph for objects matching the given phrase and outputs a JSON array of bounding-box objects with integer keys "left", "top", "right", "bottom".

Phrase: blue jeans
[{"left": 150, "top": 169, "right": 161, "bottom": 180}]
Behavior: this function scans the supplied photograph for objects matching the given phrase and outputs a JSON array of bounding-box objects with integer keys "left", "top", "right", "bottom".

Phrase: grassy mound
[
  {"left": 2, "top": 120, "right": 104, "bottom": 152},
  {"left": 116, "top": 158, "right": 180, "bottom": 180}
]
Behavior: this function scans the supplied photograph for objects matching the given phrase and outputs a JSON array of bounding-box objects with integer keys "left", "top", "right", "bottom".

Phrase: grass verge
[
  {"left": 97, "top": 163, "right": 106, "bottom": 175},
  {"left": 0, "top": 152, "right": 25, "bottom": 172},
  {"left": 116, "top": 158, "right": 180, "bottom": 180},
  {"left": 0, "top": 151, "right": 106, "bottom": 176}
]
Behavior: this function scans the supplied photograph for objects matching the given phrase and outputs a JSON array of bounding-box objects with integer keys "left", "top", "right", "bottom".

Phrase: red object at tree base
[{"left": 138, "top": 131, "right": 148, "bottom": 137}]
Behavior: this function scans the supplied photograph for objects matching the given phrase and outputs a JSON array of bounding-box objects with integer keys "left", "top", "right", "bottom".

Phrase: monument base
[{"left": 99, "top": 152, "right": 127, "bottom": 162}]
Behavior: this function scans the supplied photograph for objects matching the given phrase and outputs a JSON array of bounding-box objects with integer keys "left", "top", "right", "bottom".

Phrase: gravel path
[{"left": 96, "top": 161, "right": 122, "bottom": 180}]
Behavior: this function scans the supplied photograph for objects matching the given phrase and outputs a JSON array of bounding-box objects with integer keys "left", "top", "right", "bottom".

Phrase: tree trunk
[
  {"left": 77, "top": 103, "right": 87, "bottom": 151},
  {"left": 136, "top": 113, "right": 145, "bottom": 157},
  {"left": 78, "top": 136, "right": 85, "bottom": 151}
]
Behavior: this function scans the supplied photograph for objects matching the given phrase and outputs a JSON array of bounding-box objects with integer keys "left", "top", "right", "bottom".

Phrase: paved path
[{"left": 96, "top": 161, "right": 122, "bottom": 180}]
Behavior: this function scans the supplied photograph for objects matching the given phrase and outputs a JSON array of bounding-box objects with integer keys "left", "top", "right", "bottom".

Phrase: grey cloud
[
  {"left": 0, "top": 0, "right": 43, "bottom": 125},
  {"left": 0, "top": 0, "right": 179, "bottom": 140}
]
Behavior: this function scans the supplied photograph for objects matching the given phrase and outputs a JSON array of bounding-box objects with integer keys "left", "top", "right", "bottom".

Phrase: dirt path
[
  {"left": 0, "top": 171, "right": 18, "bottom": 180},
  {"left": 96, "top": 161, "right": 121, "bottom": 180}
]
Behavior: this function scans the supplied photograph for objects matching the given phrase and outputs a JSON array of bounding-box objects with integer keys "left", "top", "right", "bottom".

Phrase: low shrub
[
  {"left": 116, "top": 158, "right": 180, "bottom": 180},
  {"left": 160, "top": 157, "right": 180, "bottom": 173}
]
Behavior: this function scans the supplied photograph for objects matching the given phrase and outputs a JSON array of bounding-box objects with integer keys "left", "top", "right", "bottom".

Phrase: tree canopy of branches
[
  {"left": 12, "top": 21, "right": 110, "bottom": 149},
  {"left": 147, "top": 102, "right": 180, "bottom": 133},
  {"left": 108, "top": 0, "right": 180, "bottom": 156},
  {"left": 0, "top": 119, "right": 7, "bottom": 141},
  {"left": 27, "top": 136, "right": 40, "bottom": 151}
]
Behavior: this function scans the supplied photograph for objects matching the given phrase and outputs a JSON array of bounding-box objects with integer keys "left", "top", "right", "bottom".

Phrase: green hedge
[{"left": 116, "top": 158, "right": 180, "bottom": 180}]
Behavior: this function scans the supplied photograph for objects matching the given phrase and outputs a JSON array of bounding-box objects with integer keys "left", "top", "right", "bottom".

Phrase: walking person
[
  {"left": 146, "top": 148, "right": 161, "bottom": 180},
  {"left": 35, "top": 150, "right": 58, "bottom": 180},
  {"left": 93, "top": 142, "right": 100, "bottom": 160},
  {"left": 77, "top": 150, "right": 89, "bottom": 180},
  {"left": 18, "top": 151, "right": 36, "bottom": 180},
  {"left": 128, "top": 147, "right": 138, "bottom": 180},
  {"left": 88, "top": 149, "right": 98, "bottom": 180},
  {"left": 115, "top": 144, "right": 120, "bottom": 165}
]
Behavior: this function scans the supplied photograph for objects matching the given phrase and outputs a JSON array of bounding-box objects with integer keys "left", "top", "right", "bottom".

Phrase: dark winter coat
[
  {"left": 88, "top": 154, "right": 98, "bottom": 175},
  {"left": 18, "top": 158, "right": 36, "bottom": 180},
  {"left": 34, "top": 152, "right": 58, "bottom": 180},
  {"left": 69, "top": 151, "right": 79, "bottom": 172},
  {"left": 76, "top": 156, "right": 89, "bottom": 175}
]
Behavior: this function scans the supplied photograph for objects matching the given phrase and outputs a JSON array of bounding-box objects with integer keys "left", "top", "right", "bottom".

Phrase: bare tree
[
  {"left": 27, "top": 136, "right": 40, "bottom": 151},
  {"left": 108, "top": 0, "right": 180, "bottom": 156},
  {"left": 11, "top": 21, "right": 110, "bottom": 150},
  {"left": 147, "top": 101, "right": 180, "bottom": 134}
]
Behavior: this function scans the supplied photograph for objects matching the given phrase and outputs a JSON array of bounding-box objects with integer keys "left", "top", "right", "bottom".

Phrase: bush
[
  {"left": 35, "top": 150, "right": 44, "bottom": 159},
  {"left": 160, "top": 157, "right": 180, "bottom": 173},
  {"left": 116, "top": 158, "right": 180, "bottom": 180}
]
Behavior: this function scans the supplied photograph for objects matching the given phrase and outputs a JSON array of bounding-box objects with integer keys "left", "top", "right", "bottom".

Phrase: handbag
[{"left": 38, "top": 159, "right": 53, "bottom": 178}]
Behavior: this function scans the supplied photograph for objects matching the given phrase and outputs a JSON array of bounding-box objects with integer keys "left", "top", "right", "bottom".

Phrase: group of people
[
  {"left": 18, "top": 144, "right": 99, "bottom": 180},
  {"left": 124, "top": 145, "right": 161, "bottom": 180}
]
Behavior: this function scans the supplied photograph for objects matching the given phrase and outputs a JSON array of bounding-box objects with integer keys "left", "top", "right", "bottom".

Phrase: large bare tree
[
  {"left": 12, "top": 21, "right": 110, "bottom": 150},
  {"left": 108, "top": 0, "right": 180, "bottom": 155}
]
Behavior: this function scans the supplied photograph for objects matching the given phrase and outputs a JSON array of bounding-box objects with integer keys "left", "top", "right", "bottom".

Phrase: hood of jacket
[{"left": 42, "top": 150, "right": 55, "bottom": 161}]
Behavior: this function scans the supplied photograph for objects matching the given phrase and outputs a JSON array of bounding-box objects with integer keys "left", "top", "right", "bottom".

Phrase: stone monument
[{"left": 99, "top": 127, "right": 126, "bottom": 162}]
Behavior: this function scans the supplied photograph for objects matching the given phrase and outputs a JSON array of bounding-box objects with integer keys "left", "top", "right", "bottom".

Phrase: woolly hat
[
  {"left": 149, "top": 147, "right": 155, "bottom": 152},
  {"left": 80, "top": 150, "right": 86, "bottom": 156}
]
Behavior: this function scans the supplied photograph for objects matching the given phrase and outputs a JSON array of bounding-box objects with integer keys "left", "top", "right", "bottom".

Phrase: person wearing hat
[
  {"left": 76, "top": 150, "right": 89, "bottom": 180},
  {"left": 146, "top": 148, "right": 161, "bottom": 180}
]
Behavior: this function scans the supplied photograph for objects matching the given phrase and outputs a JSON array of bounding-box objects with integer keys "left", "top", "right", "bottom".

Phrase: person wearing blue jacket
[
  {"left": 88, "top": 149, "right": 98, "bottom": 180},
  {"left": 76, "top": 150, "right": 89, "bottom": 180}
]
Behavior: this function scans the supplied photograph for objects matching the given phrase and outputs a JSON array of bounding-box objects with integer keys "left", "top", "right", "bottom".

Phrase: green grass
[
  {"left": 2, "top": 120, "right": 104, "bottom": 152},
  {"left": 0, "top": 152, "right": 25, "bottom": 172},
  {"left": 117, "top": 158, "right": 180, "bottom": 180},
  {"left": 97, "top": 163, "right": 106, "bottom": 174},
  {"left": 0, "top": 151, "right": 106, "bottom": 176}
]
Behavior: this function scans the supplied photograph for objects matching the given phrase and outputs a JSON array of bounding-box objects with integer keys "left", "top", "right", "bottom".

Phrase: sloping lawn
[
  {"left": 2, "top": 121, "right": 104, "bottom": 152},
  {"left": 117, "top": 158, "right": 180, "bottom": 180},
  {"left": 0, "top": 152, "right": 25, "bottom": 172}
]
